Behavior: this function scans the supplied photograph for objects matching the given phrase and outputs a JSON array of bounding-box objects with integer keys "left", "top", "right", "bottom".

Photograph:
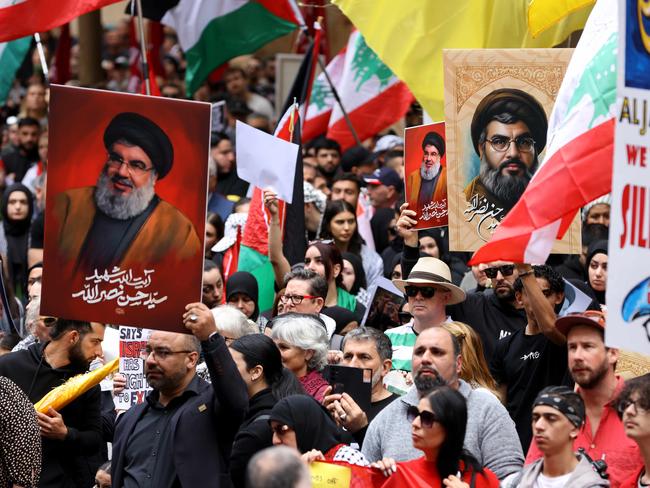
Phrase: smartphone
[{"left": 322, "top": 365, "right": 372, "bottom": 412}]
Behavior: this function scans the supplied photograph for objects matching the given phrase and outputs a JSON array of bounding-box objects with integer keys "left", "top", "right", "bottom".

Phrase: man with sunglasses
[
  {"left": 51, "top": 112, "right": 201, "bottom": 277},
  {"left": 490, "top": 265, "right": 570, "bottom": 451},
  {"left": 464, "top": 88, "right": 547, "bottom": 222},
  {"left": 525, "top": 311, "right": 643, "bottom": 487},
  {"left": 112, "top": 302, "right": 248, "bottom": 488}
]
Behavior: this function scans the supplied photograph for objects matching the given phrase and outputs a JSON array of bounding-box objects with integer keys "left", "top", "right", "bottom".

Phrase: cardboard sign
[
  {"left": 403, "top": 122, "right": 448, "bottom": 229},
  {"left": 443, "top": 48, "right": 581, "bottom": 252},
  {"left": 42, "top": 85, "right": 210, "bottom": 332},
  {"left": 114, "top": 326, "right": 152, "bottom": 410},
  {"left": 605, "top": 0, "right": 650, "bottom": 354},
  {"left": 310, "top": 462, "right": 352, "bottom": 488}
]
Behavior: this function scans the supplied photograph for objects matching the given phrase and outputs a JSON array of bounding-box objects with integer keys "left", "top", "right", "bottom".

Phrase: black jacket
[
  {"left": 230, "top": 388, "right": 276, "bottom": 487},
  {"left": 0, "top": 342, "right": 102, "bottom": 488},
  {"left": 112, "top": 333, "right": 249, "bottom": 488}
]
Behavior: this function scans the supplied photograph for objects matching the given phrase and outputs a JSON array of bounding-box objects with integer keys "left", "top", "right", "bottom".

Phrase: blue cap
[{"left": 363, "top": 167, "right": 402, "bottom": 189}]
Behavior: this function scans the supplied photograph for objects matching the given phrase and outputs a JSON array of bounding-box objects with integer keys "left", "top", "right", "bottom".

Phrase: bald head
[
  {"left": 411, "top": 326, "right": 462, "bottom": 393},
  {"left": 246, "top": 446, "right": 311, "bottom": 488}
]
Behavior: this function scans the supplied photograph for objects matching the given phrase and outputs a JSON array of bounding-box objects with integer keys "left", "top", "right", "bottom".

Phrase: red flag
[
  {"left": 0, "top": 0, "right": 121, "bottom": 43},
  {"left": 127, "top": 18, "right": 142, "bottom": 93},
  {"left": 52, "top": 24, "right": 71, "bottom": 85}
]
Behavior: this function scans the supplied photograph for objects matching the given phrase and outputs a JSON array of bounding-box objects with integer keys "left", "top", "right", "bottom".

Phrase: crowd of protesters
[{"left": 0, "top": 18, "right": 646, "bottom": 488}]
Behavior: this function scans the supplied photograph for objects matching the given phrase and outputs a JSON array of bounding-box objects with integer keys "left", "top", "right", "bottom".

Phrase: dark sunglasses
[
  {"left": 406, "top": 405, "right": 437, "bottom": 428},
  {"left": 484, "top": 264, "right": 516, "bottom": 279},
  {"left": 404, "top": 286, "right": 436, "bottom": 299}
]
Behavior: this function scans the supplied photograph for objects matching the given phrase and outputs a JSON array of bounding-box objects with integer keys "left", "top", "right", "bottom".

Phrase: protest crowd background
[{"left": 0, "top": 0, "right": 648, "bottom": 488}]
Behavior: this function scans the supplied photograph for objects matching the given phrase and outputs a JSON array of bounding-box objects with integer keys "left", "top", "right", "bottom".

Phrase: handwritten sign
[
  {"left": 72, "top": 267, "right": 168, "bottom": 310},
  {"left": 114, "top": 326, "right": 152, "bottom": 410},
  {"left": 310, "top": 462, "right": 351, "bottom": 488}
]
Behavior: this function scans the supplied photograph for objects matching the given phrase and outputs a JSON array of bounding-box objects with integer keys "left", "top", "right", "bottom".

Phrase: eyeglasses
[
  {"left": 270, "top": 424, "right": 292, "bottom": 436},
  {"left": 140, "top": 346, "right": 194, "bottom": 360},
  {"left": 618, "top": 399, "right": 648, "bottom": 415},
  {"left": 406, "top": 405, "right": 437, "bottom": 428},
  {"left": 484, "top": 265, "right": 516, "bottom": 279},
  {"left": 106, "top": 152, "right": 155, "bottom": 177},
  {"left": 404, "top": 286, "right": 437, "bottom": 299},
  {"left": 485, "top": 135, "right": 536, "bottom": 153},
  {"left": 279, "top": 294, "right": 318, "bottom": 305}
]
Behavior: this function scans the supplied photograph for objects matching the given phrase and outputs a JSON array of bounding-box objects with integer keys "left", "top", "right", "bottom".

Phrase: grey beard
[
  {"left": 94, "top": 169, "right": 156, "bottom": 220},
  {"left": 479, "top": 158, "right": 532, "bottom": 208},
  {"left": 420, "top": 163, "right": 440, "bottom": 181}
]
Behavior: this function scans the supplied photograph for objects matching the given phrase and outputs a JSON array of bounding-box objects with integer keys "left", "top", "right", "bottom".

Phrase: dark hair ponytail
[{"left": 230, "top": 334, "right": 304, "bottom": 400}]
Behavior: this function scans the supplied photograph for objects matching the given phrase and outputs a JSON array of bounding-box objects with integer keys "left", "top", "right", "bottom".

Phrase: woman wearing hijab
[
  {"left": 229, "top": 334, "right": 304, "bottom": 487},
  {"left": 269, "top": 394, "right": 369, "bottom": 466},
  {"left": 0, "top": 183, "right": 34, "bottom": 299},
  {"left": 341, "top": 251, "right": 368, "bottom": 306},
  {"left": 226, "top": 271, "right": 268, "bottom": 331},
  {"left": 585, "top": 240, "right": 608, "bottom": 307}
]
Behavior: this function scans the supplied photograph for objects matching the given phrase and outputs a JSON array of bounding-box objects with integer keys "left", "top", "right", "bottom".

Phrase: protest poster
[
  {"left": 42, "top": 85, "right": 210, "bottom": 333},
  {"left": 443, "top": 48, "right": 581, "bottom": 253},
  {"left": 114, "top": 326, "right": 152, "bottom": 410},
  {"left": 361, "top": 277, "right": 405, "bottom": 331},
  {"left": 605, "top": 0, "right": 650, "bottom": 354},
  {"left": 403, "top": 122, "right": 448, "bottom": 229}
]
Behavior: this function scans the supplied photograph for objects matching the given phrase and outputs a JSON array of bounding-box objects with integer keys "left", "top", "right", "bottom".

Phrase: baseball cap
[
  {"left": 555, "top": 310, "right": 606, "bottom": 337},
  {"left": 363, "top": 167, "right": 402, "bottom": 189},
  {"left": 373, "top": 134, "right": 404, "bottom": 153}
]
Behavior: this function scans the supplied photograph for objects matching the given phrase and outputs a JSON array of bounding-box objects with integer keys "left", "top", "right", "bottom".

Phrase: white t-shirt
[{"left": 533, "top": 472, "right": 573, "bottom": 488}]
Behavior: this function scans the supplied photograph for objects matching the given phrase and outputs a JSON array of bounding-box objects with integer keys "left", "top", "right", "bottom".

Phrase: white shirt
[{"left": 533, "top": 472, "right": 573, "bottom": 488}]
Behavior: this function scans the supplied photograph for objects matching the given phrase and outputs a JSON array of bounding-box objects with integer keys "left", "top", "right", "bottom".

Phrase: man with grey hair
[
  {"left": 246, "top": 446, "right": 311, "bottom": 488},
  {"left": 362, "top": 326, "right": 524, "bottom": 484},
  {"left": 323, "top": 327, "right": 396, "bottom": 446}
]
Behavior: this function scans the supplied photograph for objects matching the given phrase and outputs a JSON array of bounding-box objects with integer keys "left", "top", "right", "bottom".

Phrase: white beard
[
  {"left": 94, "top": 169, "right": 156, "bottom": 220},
  {"left": 420, "top": 162, "right": 441, "bottom": 181}
]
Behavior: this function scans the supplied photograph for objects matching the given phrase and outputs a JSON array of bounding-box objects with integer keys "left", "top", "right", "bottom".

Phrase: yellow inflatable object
[{"left": 34, "top": 358, "right": 119, "bottom": 413}]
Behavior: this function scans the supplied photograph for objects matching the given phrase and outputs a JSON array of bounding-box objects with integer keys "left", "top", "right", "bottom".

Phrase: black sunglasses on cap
[
  {"left": 484, "top": 264, "right": 515, "bottom": 279},
  {"left": 404, "top": 286, "right": 437, "bottom": 299},
  {"left": 406, "top": 405, "right": 437, "bottom": 428}
]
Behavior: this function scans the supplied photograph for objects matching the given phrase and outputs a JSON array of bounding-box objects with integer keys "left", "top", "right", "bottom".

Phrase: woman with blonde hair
[{"left": 442, "top": 321, "right": 500, "bottom": 399}]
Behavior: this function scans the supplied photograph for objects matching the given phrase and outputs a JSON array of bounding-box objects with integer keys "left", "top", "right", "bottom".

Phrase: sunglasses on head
[
  {"left": 404, "top": 286, "right": 437, "bottom": 299},
  {"left": 484, "top": 264, "right": 516, "bottom": 279},
  {"left": 406, "top": 405, "right": 437, "bottom": 428}
]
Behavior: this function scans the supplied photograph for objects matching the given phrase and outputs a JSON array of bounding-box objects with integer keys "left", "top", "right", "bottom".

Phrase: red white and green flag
[
  {"left": 326, "top": 31, "right": 414, "bottom": 152},
  {"left": 136, "top": 0, "right": 303, "bottom": 96},
  {"left": 470, "top": 0, "right": 616, "bottom": 265}
]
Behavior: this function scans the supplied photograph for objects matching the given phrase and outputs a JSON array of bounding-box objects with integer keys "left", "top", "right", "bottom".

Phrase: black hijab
[
  {"left": 268, "top": 394, "right": 342, "bottom": 453},
  {"left": 342, "top": 251, "right": 366, "bottom": 296},
  {"left": 226, "top": 271, "right": 260, "bottom": 320},
  {"left": 585, "top": 239, "right": 608, "bottom": 305},
  {"left": 2, "top": 183, "right": 34, "bottom": 297}
]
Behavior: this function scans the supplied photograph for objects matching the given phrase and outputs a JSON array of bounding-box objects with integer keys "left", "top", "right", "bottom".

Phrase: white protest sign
[
  {"left": 114, "top": 326, "right": 152, "bottom": 410},
  {"left": 605, "top": 0, "right": 650, "bottom": 354},
  {"left": 235, "top": 120, "right": 299, "bottom": 203}
]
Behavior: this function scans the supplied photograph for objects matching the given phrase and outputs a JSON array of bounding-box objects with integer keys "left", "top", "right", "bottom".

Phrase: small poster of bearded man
[
  {"left": 42, "top": 85, "right": 211, "bottom": 332},
  {"left": 443, "top": 48, "right": 581, "bottom": 253},
  {"left": 404, "top": 121, "right": 448, "bottom": 230}
]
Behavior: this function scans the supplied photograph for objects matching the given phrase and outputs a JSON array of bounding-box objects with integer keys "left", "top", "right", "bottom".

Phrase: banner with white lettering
[
  {"left": 114, "top": 326, "right": 152, "bottom": 410},
  {"left": 606, "top": 0, "right": 650, "bottom": 353}
]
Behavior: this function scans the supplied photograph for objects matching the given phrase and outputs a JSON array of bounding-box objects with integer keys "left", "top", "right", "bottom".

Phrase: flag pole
[
  {"left": 135, "top": 0, "right": 151, "bottom": 95},
  {"left": 34, "top": 33, "right": 50, "bottom": 84},
  {"left": 315, "top": 43, "right": 362, "bottom": 147}
]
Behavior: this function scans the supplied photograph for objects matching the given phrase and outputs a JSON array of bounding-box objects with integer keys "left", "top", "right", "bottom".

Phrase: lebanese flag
[
  {"left": 469, "top": 0, "right": 616, "bottom": 265},
  {"left": 326, "top": 31, "right": 414, "bottom": 152},
  {"left": 303, "top": 44, "right": 346, "bottom": 142},
  {"left": 0, "top": 0, "right": 121, "bottom": 43},
  {"left": 133, "top": 0, "right": 303, "bottom": 96}
]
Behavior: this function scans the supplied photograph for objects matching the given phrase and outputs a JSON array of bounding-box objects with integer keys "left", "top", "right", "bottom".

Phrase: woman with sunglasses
[
  {"left": 320, "top": 200, "right": 383, "bottom": 287},
  {"left": 373, "top": 386, "right": 499, "bottom": 487},
  {"left": 268, "top": 394, "right": 369, "bottom": 466},
  {"left": 228, "top": 334, "right": 305, "bottom": 487}
]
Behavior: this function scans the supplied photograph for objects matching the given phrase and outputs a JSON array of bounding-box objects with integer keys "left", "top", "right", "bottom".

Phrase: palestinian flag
[
  {"left": 133, "top": 0, "right": 303, "bottom": 96},
  {"left": 0, "top": 0, "right": 121, "bottom": 43},
  {"left": 470, "top": 0, "right": 616, "bottom": 265},
  {"left": 303, "top": 44, "right": 346, "bottom": 142},
  {"left": 0, "top": 37, "right": 31, "bottom": 105},
  {"left": 326, "top": 31, "right": 414, "bottom": 152}
]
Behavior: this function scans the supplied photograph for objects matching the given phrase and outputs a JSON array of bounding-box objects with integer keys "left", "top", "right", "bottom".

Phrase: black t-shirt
[
  {"left": 447, "top": 290, "right": 526, "bottom": 363},
  {"left": 355, "top": 392, "right": 398, "bottom": 447},
  {"left": 489, "top": 328, "right": 572, "bottom": 452},
  {"left": 29, "top": 211, "right": 44, "bottom": 248}
]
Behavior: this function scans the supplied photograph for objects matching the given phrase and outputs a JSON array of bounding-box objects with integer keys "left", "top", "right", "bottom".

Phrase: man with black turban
[
  {"left": 464, "top": 88, "right": 548, "bottom": 221},
  {"left": 406, "top": 130, "right": 447, "bottom": 223},
  {"left": 52, "top": 112, "right": 201, "bottom": 274}
]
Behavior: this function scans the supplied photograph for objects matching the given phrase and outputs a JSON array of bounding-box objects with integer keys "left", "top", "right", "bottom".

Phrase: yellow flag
[
  {"left": 332, "top": 0, "right": 592, "bottom": 119},
  {"left": 528, "top": 0, "right": 596, "bottom": 38}
]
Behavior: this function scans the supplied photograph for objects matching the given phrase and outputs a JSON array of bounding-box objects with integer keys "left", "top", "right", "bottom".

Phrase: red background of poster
[
  {"left": 42, "top": 85, "right": 210, "bottom": 333},
  {"left": 403, "top": 122, "right": 448, "bottom": 229}
]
